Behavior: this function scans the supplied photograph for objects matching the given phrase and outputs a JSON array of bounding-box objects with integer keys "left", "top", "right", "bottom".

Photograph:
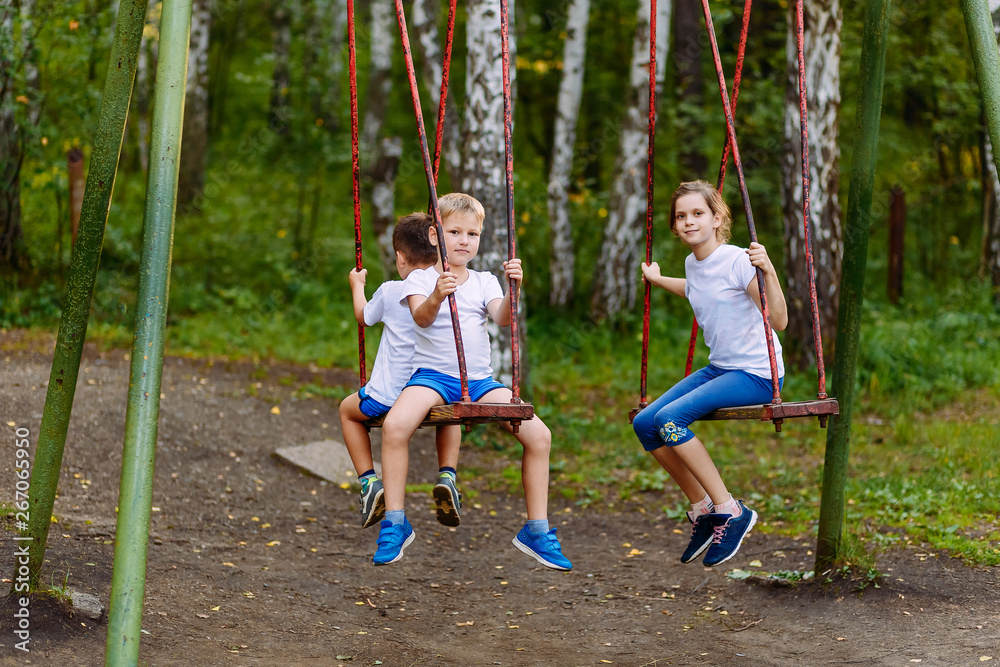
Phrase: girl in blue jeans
[{"left": 635, "top": 180, "right": 787, "bottom": 567}]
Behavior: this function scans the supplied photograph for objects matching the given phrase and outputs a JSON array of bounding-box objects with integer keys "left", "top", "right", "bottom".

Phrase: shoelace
[{"left": 711, "top": 521, "right": 730, "bottom": 544}]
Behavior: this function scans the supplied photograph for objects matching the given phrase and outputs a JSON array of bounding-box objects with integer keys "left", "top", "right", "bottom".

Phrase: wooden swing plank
[
  {"left": 628, "top": 398, "right": 839, "bottom": 424},
  {"left": 366, "top": 402, "right": 534, "bottom": 429}
]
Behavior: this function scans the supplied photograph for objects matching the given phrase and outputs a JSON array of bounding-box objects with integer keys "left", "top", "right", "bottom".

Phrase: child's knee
[{"left": 522, "top": 421, "right": 551, "bottom": 454}]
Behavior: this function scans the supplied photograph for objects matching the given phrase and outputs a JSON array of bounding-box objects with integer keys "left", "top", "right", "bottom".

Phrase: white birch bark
[
  {"left": 179, "top": 0, "right": 211, "bottom": 207},
  {"left": 982, "top": 0, "right": 1000, "bottom": 298},
  {"left": 412, "top": 0, "right": 462, "bottom": 187},
  {"left": 363, "top": 0, "right": 398, "bottom": 276},
  {"left": 590, "top": 0, "right": 672, "bottom": 319},
  {"left": 780, "top": 0, "right": 842, "bottom": 367},
  {"left": 463, "top": 0, "right": 518, "bottom": 384},
  {"left": 547, "top": 0, "right": 590, "bottom": 307}
]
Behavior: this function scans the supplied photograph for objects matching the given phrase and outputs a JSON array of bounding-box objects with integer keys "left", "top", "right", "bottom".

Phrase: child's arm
[
  {"left": 641, "top": 261, "right": 686, "bottom": 297},
  {"left": 349, "top": 268, "right": 368, "bottom": 325},
  {"left": 408, "top": 271, "right": 458, "bottom": 327},
  {"left": 487, "top": 258, "right": 521, "bottom": 326},
  {"left": 746, "top": 242, "right": 788, "bottom": 331}
]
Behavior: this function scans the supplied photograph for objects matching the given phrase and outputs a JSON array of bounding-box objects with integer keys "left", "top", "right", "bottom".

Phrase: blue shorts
[
  {"left": 358, "top": 385, "right": 392, "bottom": 418},
  {"left": 405, "top": 368, "right": 506, "bottom": 403},
  {"left": 633, "top": 364, "right": 783, "bottom": 451}
]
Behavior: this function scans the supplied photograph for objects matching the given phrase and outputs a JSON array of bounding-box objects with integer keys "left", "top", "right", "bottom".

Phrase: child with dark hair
[{"left": 339, "top": 212, "right": 463, "bottom": 530}]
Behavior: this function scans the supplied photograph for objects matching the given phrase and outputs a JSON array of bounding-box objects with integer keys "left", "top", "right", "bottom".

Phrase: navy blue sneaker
[
  {"left": 432, "top": 473, "right": 462, "bottom": 527},
  {"left": 702, "top": 501, "right": 758, "bottom": 568},
  {"left": 373, "top": 518, "right": 415, "bottom": 566},
  {"left": 512, "top": 525, "right": 572, "bottom": 571},
  {"left": 680, "top": 511, "right": 715, "bottom": 564},
  {"left": 359, "top": 476, "right": 385, "bottom": 529}
]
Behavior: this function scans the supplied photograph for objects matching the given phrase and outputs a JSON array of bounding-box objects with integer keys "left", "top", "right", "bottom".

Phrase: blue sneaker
[
  {"left": 373, "top": 518, "right": 415, "bottom": 566},
  {"left": 512, "top": 525, "right": 572, "bottom": 571},
  {"left": 432, "top": 474, "right": 462, "bottom": 527},
  {"left": 359, "top": 476, "right": 385, "bottom": 529},
  {"left": 702, "top": 501, "right": 758, "bottom": 568},
  {"left": 680, "top": 511, "right": 715, "bottom": 564}
]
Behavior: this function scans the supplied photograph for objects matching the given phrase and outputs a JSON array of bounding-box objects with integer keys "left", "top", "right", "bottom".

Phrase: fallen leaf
[
  {"left": 980, "top": 658, "right": 994, "bottom": 662},
  {"left": 748, "top": 560, "right": 763, "bottom": 568},
  {"left": 196, "top": 614, "right": 209, "bottom": 619},
  {"left": 266, "top": 540, "right": 280, "bottom": 547},
  {"left": 271, "top": 406, "right": 280, "bottom": 414},
  {"left": 222, "top": 562, "right": 235, "bottom": 567},
  {"left": 910, "top": 661, "right": 922, "bottom": 663},
  {"left": 211, "top": 606, "right": 220, "bottom": 611},
  {"left": 837, "top": 637, "right": 845, "bottom": 641}
]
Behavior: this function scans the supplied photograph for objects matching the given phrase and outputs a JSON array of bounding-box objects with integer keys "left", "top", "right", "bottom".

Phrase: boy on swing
[
  {"left": 341, "top": 212, "right": 464, "bottom": 530},
  {"left": 373, "top": 193, "right": 572, "bottom": 570}
]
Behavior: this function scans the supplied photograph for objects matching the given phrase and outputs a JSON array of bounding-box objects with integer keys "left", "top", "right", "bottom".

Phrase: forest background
[{"left": 1, "top": 0, "right": 998, "bottom": 571}]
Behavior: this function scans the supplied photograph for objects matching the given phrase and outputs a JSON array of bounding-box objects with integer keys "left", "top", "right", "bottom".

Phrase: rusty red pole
[
  {"left": 639, "top": 0, "right": 657, "bottom": 408},
  {"left": 794, "top": 0, "right": 828, "bottom": 399},
  {"left": 348, "top": 0, "right": 366, "bottom": 387},
  {"left": 395, "top": 0, "right": 471, "bottom": 401},
  {"left": 432, "top": 0, "right": 457, "bottom": 186},
  {"left": 700, "top": 0, "right": 780, "bottom": 402}
]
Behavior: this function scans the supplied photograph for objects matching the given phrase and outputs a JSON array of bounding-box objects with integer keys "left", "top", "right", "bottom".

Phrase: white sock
[
  {"left": 690, "top": 494, "right": 714, "bottom": 518},
  {"left": 715, "top": 495, "right": 742, "bottom": 517}
]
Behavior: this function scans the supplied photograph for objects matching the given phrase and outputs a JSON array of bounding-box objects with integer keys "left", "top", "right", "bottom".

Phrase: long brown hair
[{"left": 669, "top": 180, "right": 732, "bottom": 244}]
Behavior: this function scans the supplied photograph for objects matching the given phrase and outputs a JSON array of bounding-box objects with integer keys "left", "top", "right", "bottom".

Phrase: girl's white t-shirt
[
  {"left": 401, "top": 266, "right": 504, "bottom": 380},
  {"left": 362, "top": 281, "right": 417, "bottom": 406},
  {"left": 684, "top": 243, "right": 784, "bottom": 380}
]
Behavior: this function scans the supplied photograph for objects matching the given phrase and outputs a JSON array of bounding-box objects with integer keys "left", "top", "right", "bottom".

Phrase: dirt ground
[{"left": 1, "top": 333, "right": 998, "bottom": 666}]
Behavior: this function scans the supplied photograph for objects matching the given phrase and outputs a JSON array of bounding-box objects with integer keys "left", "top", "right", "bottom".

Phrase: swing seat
[
  {"left": 366, "top": 401, "right": 534, "bottom": 429},
  {"left": 628, "top": 397, "right": 839, "bottom": 432}
]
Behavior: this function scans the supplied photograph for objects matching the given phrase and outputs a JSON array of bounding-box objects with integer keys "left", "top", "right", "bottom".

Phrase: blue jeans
[{"left": 633, "top": 365, "right": 782, "bottom": 451}]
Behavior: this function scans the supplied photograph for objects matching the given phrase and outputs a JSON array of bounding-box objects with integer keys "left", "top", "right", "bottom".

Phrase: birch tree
[
  {"left": 982, "top": 0, "right": 1000, "bottom": 303},
  {"left": 324, "top": 0, "right": 347, "bottom": 129},
  {"left": 363, "top": 0, "right": 399, "bottom": 275},
  {"left": 463, "top": 0, "right": 519, "bottom": 384},
  {"left": 412, "top": 0, "right": 462, "bottom": 187},
  {"left": 270, "top": 3, "right": 291, "bottom": 134},
  {"left": 547, "top": 0, "right": 590, "bottom": 307},
  {"left": 780, "top": 0, "right": 842, "bottom": 368},
  {"left": 590, "top": 0, "right": 672, "bottom": 319},
  {"left": 1, "top": 1, "right": 25, "bottom": 270},
  {"left": 178, "top": 0, "right": 211, "bottom": 208}
]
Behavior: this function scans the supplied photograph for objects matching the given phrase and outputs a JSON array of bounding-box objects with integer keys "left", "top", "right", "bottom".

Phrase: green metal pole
[
  {"left": 104, "top": 0, "right": 191, "bottom": 663},
  {"left": 24, "top": 0, "right": 147, "bottom": 589},
  {"left": 815, "top": 0, "right": 892, "bottom": 574},
  {"left": 963, "top": 0, "right": 1000, "bottom": 178}
]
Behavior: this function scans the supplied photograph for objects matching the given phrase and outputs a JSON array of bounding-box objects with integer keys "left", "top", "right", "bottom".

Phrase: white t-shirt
[
  {"left": 362, "top": 281, "right": 417, "bottom": 406},
  {"left": 684, "top": 243, "right": 784, "bottom": 380},
  {"left": 401, "top": 266, "right": 505, "bottom": 380}
]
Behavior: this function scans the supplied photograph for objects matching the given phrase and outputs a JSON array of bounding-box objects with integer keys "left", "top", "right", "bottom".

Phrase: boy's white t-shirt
[
  {"left": 401, "top": 266, "right": 504, "bottom": 380},
  {"left": 362, "top": 281, "right": 418, "bottom": 406},
  {"left": 684, "top": 243, "right": 785, "bottom": 380}
]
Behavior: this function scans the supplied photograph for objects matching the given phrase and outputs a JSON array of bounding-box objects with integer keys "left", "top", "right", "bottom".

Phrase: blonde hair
[
  {"left": 669, "top": 180, "right": 732, "bottom": 244},
  {"left": 438, "top": 192, "right": 485, "bottom": 225}
]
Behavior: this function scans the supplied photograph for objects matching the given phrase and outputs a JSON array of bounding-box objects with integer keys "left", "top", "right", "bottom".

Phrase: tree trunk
[
  {"left": 20, "top": 0, "right": 40, "bottom": 126},
  {"left": 673, "top": 0, "right": 706, "bottom": 178},
  {"left": 412, "top": 0, "right": 462, "bottom": 188},
  {"left": 178, "top": 0, "right": 211, "bottom": 209},
  {"left": 363, "top": 0, "right": 398, "bottom": 278},
  {"left": 324, "top": 0, "right": 347, "bottom": 131},
  {"left": 0, "top": 1, "right": 25, "bottom": 272},
  {"left": 269, "top": 4, "right": 291, "bottom": 134},
  {"left": 463, "top": 0, "right": 522, "bottom": 385},
  {"left": 547, "top": 0, "right": 590, "bottom": 307},
  {"left": 982, "top": 0, "right": 1000, "bottom": 303},
  {"left": 590, "top": 0, "right": 672, "bottom": 320},
  {"left": 781, "top": 0, "right": 843, "bottom": 370}
]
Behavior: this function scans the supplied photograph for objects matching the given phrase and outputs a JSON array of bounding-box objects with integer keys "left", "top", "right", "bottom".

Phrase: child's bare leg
[
  {"left": 435, "top": 425, "right": 461, "bottom": 471},
  {"left": 479, "top": 388, "right": 551, "bottom": 521},
  {"left": 649, "top": 445, "right": 708, "bottom": 503},
  {"left": 339, "top": 393, "right": 375, "bottom": 476},
  {"left": 381, "top": 386, "right": 446, "bottom": 511},
  {"left": 670, "top": 436, "right": 730, "bottom": 505}
]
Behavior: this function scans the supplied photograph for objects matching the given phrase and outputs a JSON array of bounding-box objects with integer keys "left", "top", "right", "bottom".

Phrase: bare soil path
[{"left": 1, "top": 335, "right": 997, "bottom": 666}]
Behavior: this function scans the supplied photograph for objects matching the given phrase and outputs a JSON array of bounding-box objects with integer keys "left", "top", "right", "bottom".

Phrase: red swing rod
[
  {"left": 639, "top": 0, "right": 659, "bottom": 409},
  {"left": 500, "top": 0, "right": 522, "bottom": 402},
  {"left": 348, "top": 0, "right": 366, "bottom": 387},
  {"left": 394, "top": 0, "right": 472, "bottom": 401},
  {"left": 432, "top": 0, "right": 458, "bottom": 186},
  {"left": 700, "top": 0, "right": 781, "bottom": 403},
  {"left": 793, "top": 0, "right": 829, "bottom": 400},
  {"left": 683, "top": 0, "right": 753, "bottom": 379}
]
